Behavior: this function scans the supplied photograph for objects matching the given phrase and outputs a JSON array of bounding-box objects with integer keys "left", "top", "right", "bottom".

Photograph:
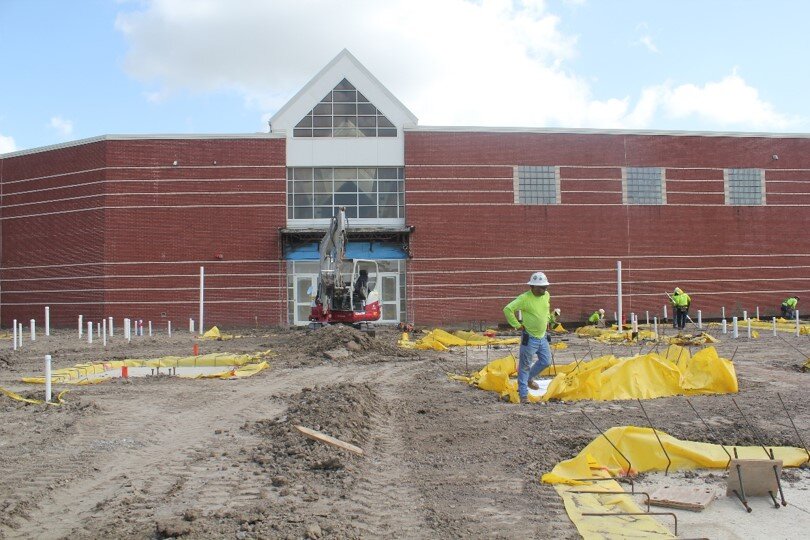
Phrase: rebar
[
  {"left": 776, "top": 392, "right": 810, "bottom": 464},
  {"left": 685, "top": 398, "right": 732, "bottom": 468},
  {"left": 637, "top": 399, "right": 672, "bottom": 475},
  {"left": 730, "top": 397, "right": 772, "bottom": 459},
  {"left": 580, "top": 410, "right": 633, "bottom": 476}
]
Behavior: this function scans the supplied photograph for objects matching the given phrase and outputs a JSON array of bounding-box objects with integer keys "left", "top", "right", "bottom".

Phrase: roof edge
[{"left": 406, "top": 125, "right": 810, "bottom": 139}]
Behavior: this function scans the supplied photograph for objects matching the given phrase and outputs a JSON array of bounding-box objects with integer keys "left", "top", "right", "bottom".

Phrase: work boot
[{"left": 528, "top": 379, "right": 540, "bottom": 390}]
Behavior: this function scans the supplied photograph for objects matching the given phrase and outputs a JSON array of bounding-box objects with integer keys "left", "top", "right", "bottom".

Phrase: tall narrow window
[
  {"left": 293, "top": 78, "right": 397, "bottom": 138},
  {"left": 515, "top": 166, "right": 558, "bottom": 204},
  {"left": 625, "top": 167, "right": 665, "bottom": 204},
  {"left": 726, "top": 168, "right": 765, "bottom": 205}
]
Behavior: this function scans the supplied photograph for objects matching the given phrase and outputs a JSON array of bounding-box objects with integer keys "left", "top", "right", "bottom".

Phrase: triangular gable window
[{"left": 294, "top": 78, "right": 397, "bottom": 138}]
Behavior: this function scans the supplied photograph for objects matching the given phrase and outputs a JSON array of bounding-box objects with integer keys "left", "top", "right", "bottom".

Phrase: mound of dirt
[{"left": 297, "top": 324, "right": 419, "bottom": 361}]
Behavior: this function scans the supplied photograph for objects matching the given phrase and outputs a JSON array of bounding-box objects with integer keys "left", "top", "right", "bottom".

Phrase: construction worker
[
  {"left": 503, "top": 271, "right": 552, "bottom": 404},
  {"left": 671, "top": 287, "right": 691, "bottom": 330},
  {"left": 588, "top": 308, "right": 605, "bottom": 327},
  {"left": 781, "top": 296, "right": 799, "bottom": 319}
]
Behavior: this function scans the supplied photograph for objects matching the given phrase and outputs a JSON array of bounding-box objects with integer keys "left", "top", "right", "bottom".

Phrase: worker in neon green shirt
[
  {"left": 503, "top": 272, "right": 551, "bottom": 404},
  {"left": 781, "top": 296, "right": 799, "bottom": 319},
  {"left": 671, "top": 287, "right": 691, "bottom": 330},
  {"left": 588, "top": 309, "right": 605, "bottom": 327}
]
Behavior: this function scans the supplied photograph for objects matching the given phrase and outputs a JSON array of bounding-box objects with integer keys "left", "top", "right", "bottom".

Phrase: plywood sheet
[
  {"left": 727, "top": 458, "right": 782, "bottom": 496},
  {"left": 649, "top": 485, "right": 716, "bottom": 511}
]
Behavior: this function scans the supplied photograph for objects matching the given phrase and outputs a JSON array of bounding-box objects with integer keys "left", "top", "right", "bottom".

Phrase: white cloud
[
  {"left": 114, "top": 0, "right": 798, "bottom": 132},
  {"left": 49, "top": 116, "right": 74, "bottom": 137},
  {"left": 0, "top": 133, "right": 16, "bottom": 154}
]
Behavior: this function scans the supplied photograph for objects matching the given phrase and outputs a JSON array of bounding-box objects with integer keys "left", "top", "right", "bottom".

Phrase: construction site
[{"left": 1, "top": 48, "right": 810, "bottom": 538}]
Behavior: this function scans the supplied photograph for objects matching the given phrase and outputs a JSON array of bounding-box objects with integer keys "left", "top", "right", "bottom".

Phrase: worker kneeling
[
  {"left": 588, "top": 308, "right": 606, "bottom": 328},
  {"left": 781, "top": 295, "right": 799, "bottom": 319},
  {"left": 503, "top": 272, "right": 553, "bottom": 404}
]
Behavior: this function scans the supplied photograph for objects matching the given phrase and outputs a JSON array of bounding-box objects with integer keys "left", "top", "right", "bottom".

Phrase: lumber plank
[
  {"left": 294, "top": 425, "right": 365, "bottom": 456},
  {"left": 649, "top": 485, "right": 716, "bottom": 511}
]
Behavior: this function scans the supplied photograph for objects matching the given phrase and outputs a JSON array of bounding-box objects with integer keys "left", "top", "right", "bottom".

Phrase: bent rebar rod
[
  {"left": 637, "top": 399, "right": 672, "bottom": 475},
  {"left": 580, "top": 410, "right": 633, "bottom": 476}
]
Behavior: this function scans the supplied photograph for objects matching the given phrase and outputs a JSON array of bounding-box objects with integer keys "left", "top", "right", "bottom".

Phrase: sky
[{"left": 2, "top": 0, "right": 810, "bottom": 154}]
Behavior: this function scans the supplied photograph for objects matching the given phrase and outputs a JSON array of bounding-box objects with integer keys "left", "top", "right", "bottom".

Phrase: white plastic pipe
[
  {"left": 722, "top": 319, "right": 727, "bottom": 334},
  {"left": 646, "top": 311, "right": 649, "bottom": 326},
  {"left": 79, "top": 315, "right": 83, "bottom": 338},
  {"left": 87, "top": 321, "right": 93, "bottom": 344},
  {"left": 199, "top": 266, "right": 205, "bottom": 335},
  {"left": 743, "top": 310, "right": 748, "bottom": 321},
  {"left": 97, "top": 322, "right": 101, "bottom": 338},
  {"left": 613, "top": 312, "right": 618, "bottom": 325},
  {"left": 732, "top": 317, "right": 739, "bottom": 339},
  {"left": 30, "top": 319, "right": 36, "bottom": 341},
  {"left": 18, "top": 323, "right": 23, "bottom": 348},
  {"left": 697, "top": 310, "right": 702, "bottom": 329},
  {"left": 108, "top": 316, "right": 114, "bottom": 337},
  {"left": 773, "top": 317, "right": 777, "bottom": 336},
  {"left": 127, "top": 318, "right": 132, "bottom": 342},
  {"left": 663, "top": 305, "right": 668, "bottom": 321},
  {"left": 631, "top": 313, "right": 638, "bottom": 333},
  {"left": 796, "top": 310, "right": 801, "bottom": 337},
  {"left": 148, "top": 321, "right": 152, "bottom": 337},
  {"left": 45, "top": 355, "right": 52, "bottom": 403},
  {"left": 123, "top": 318, "right": 129, "bottom": 340},
  {"left": 616, "top": 261, "right": 622, "bottom": 332},
  {"left": 45, "top": 306, "right": 50, "bottom": 336},
  {"left": 102, "top": 321, "right": 107, "bottom": 346},
  {"left": 168, "top": 320, "right": 172, "bottom": 337},
  {"left": 756, "top": 306, "right": 760, "bottom": 320},
  {"left": 653, "top": 317, "right": 658, "bottom": 338},
  {"left": 747, "top": 318, "right": 752, "bottom": 339},
  {"left": 139, "top": 320, "right": 144, "bottom": 337},
  {"left": 722, "top": 306, "right": 726, "bottom": 319},
  {"left": 189, "top": 318, "right": 195, "bottom": 333},
  {"left": 12, "top": 319, "right": 17, "bottom": 351}
]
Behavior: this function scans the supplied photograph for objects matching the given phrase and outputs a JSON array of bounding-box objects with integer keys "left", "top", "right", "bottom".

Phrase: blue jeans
[{"left": 518, "top": 332, "right": 552, "bottom": 399}]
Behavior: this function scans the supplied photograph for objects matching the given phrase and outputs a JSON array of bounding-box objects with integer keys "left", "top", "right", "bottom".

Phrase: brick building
[{"left": 2, "top": 50, "right": 809, "bottom": 329}]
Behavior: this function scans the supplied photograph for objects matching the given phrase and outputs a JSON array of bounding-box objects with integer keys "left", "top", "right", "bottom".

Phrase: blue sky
[{"left": 2, "top": 0, "right": 809, "bottom": 154}]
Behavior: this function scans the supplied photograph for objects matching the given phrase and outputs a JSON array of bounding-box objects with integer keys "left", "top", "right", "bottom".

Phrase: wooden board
[
  {"left": 649, "top": 485, "right": 716, "bottom": 511},
  {"left": 727, "top": 458, "right": 782, "bottom": 496},
  {"left": 294, "top": 425, "right": 365, "bottom": 456}
]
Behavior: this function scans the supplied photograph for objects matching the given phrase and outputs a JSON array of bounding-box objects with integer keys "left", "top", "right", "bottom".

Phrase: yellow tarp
[
  {"left": 200, "top": 326, "right": 238, "bottom": 340},
  {"left": 21, "top": 351, "right": 273, "bottom": 385},
  {"left": 543, "top": 426, "right": 809, "bottom": 539},
  {"left": 575, "top": 326, "right": 658, "bottom": 343},
  {"left": 710, "top": 317, "right": 810, "bottom": 335},
  {"left": 399, "top": 329, "right": 520, "bottom": 350},
  {"left": 666, "top": 332, "right": 719, "bottom": 345},
  {"left": 451, "top": 345, "right": 737, "bottom": 403},
  {"left": 1, "top": 387, "right": 69, "bottom": 405}
]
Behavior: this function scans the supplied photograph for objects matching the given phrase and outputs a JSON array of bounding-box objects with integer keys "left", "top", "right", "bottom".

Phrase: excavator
[{"left": 309, "top": 207, "right": 381, "bottom": 333}]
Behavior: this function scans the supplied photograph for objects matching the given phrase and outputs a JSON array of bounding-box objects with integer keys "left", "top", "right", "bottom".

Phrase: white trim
[
  {"left": 2, "top": 204, "right": 284, "bottom": 221},
  {"left": 406, "top": 125, "right": 810, "bottom": 139}
]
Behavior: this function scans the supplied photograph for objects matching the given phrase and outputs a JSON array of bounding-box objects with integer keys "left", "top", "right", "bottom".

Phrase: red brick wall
[
  {"left": 404, "top": 130, "right": 810, "bottom": 326},
  {"left": 1, "top": 137, "right": 287, "bottom": 328}
]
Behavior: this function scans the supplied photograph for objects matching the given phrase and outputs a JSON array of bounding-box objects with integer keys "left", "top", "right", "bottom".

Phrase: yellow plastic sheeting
[
  {"left": 201, "top": 326, "right": 238, "bottom": 340},
  {"left": 21, "top": 351, "right": 273, "bottom": 385},
  {"left": 575, "top": 326, "right": 658, "bottom": 343},
  {"left": 710, "top": 318, "right": 810, "bottom": 335},
  {"left": 452, "top": 345, "right": 736, "bottom": 403},
  {"left": 1, "top": 387, "right": 69, "bottom": 406},
  {"left": 550, "top": 341, "right": 568, "bottom": 350},
  {"left": 544, "top": 427, "right": 808, "bottom": 539},
  {"left": 666, "top": 332, "right": 718, "bottom": 346},
  {"left": 399, "top": 329, "right": 520, "bottom": 350},
  {"left": 0, "top": 331, "right": 13, "bottom": 340},
  {"left": 553, "top": 323, "right": 567, "bottom": 333}
]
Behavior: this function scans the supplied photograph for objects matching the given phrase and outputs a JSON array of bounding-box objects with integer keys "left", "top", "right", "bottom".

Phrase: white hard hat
[
  {"left": 553, "top": 308, "right": 561, "bottom": 315},
  {"left": 598, "top": 308, "right": 605, "bottom": 314},
  {"left": 527, "top": 272, "right": 550, "bottom": 286}
]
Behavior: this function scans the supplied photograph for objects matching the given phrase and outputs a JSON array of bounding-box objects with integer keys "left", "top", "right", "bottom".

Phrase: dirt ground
[{"left": 1, "top": 322, "right": 809, "bottom": 539}]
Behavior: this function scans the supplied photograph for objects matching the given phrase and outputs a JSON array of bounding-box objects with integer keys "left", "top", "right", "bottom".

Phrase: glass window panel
[
  {"left": 334, "top": 116, "right": 356, "bottom": 128},
  {"left": 359, "top": 206, "right": 377, "bottom": 218},
  {"left": 314, "top": 206, "right": 334, "bottom": 218},
  {"left": 379, "top": 180, "right": 399, "bottom": 192},
  {"left": 335, "top": 193, "right": 356, "bottom": 206},
  {"left": 398, "top": 193, "right": 405, "bottom": 205},
  {"left": 313, "top": 103, "right": 331, "bottom": 115},
  {"left": 333, "top": 90, "right": 355, "bottom": 102},
  {"left": 378, "top": 128, "right": 397, "bottom": 137},
  {"left": 358, "top": 128, "right": 375, "bottom": 137},
  {"left": 358, "top": 116, "right": 376, "bottom": 128},
  {"left": 293, "top": 128, "right": 312, "bottom": 137},
  {"left": 334, "top": 127, "right": 358, "bottom": 137},
  {"left": 378, "top": 116, "right": 394, "bottom": 128},
  {"left": 356, "top": 91, "right": 369, "bottom": 102},
  {"left": 314, "top": 193, "right": 333, "bottom": 206},
  {"left": 357, "top": 168, "right": 375, "bottom": 180},
  {"left": 319, "top": 91, "right": 333, "bottom": 102},
  {"left": 344, "top": 206, "right": 357, "bottom": 218},
  {"left": 358, "top": 103, "right": 376, "bottom": 114},
  {"left": 293, "top": 168, "right": 312, "bottom": 180},
  {"left": 294, "top": 180, "right": 312, "bottom": 193},
  {"left": 382, "top": 276, "right": 397, "bottom": 302},
  {"left": 333, "top": 103, "right": 357, "bottom": 115},
  {"left": 293, "top": 206, "right": 313, "bottom": 219},
  {"left": 293, "top": 193, "right": 313, "bottom": 206},
  {"left": 378, "top": 168, "right": 398, "bottom": 179},
  {"left": 314, "top": 168, "right": 333, "bottom": 180},
  {"left": 334, "top": 169, "right": 357, "bottom": 180},
  {"left": 313, "top": 116, "right": 332, "bottom": 127},
  {"left": 335, "top": 180, "right": 357, "bottom": 193},
  {"left": 335, "top": 78, "right": 355, "bottom": 90},
  {"left": 358, "top": 179, "right": 376, "bottom": 194},
  {"left": 379, "top": 206, "right": 398, "bottom": 218},
  {"left": 379, "top": 193, "right": 398, "bottom": 206},
  {"left": 313, "top": 128, "right": 332, "bottom": 137},
  {"left": 295, "top": 115, "right": 313, "bottom": 128},
  {"left": 382, "top": 303, "right": 396, "bottom": 321},
  {"left": 358, "top": 191, "right": 375, "bottom": 205},
  {"left": 314, "top": 180, "right": 332, "bottom": 193}
]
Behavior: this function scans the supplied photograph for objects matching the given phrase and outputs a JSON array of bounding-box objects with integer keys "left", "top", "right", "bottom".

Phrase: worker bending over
[
  {"left": 671, "top": 287, "right": 691, "bottom": 330},
  {"left": 588, "top": 308, "right": 606, "bottom": 327},
  {"left": 781, "top": 296, "right": 799, "bottom": 319},
  {"left": 503, "top": 272, "right": 552, "bottom": 404}
]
